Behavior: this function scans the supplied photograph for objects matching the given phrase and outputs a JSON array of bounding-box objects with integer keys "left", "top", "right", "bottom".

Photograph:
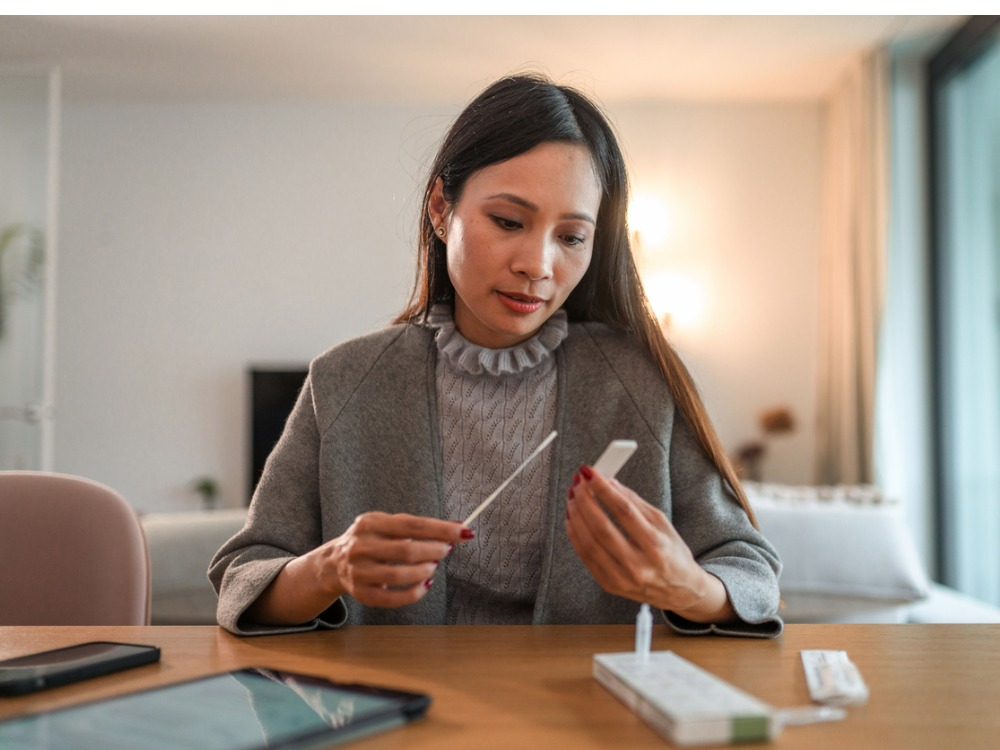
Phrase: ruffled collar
[{"left": 426, "top": 303, "right": 568, "bottom": 376}]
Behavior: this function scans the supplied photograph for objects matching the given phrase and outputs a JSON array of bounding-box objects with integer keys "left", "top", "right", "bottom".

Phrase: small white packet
[{"left": 800, "top": 650, "right": 870, "bottom": 705}]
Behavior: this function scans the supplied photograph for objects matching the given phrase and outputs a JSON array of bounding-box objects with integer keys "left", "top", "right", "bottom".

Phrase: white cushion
[{"left": 745, "top": 483, "right": 930, "bottom": 623}]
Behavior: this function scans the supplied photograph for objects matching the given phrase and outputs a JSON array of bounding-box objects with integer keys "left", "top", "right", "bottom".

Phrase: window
[{"left": 928, "top": 16, "right": 1000, "bottom": 605}]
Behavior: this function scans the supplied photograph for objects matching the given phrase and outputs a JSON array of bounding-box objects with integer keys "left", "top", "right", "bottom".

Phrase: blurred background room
[{"left": 2, "top": 12, "right": 998, "bottom": 623}]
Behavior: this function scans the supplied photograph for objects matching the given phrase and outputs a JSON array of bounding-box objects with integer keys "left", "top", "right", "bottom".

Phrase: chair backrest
[{"left": 0, "top": 471, "right": 150, "bottom": 625}]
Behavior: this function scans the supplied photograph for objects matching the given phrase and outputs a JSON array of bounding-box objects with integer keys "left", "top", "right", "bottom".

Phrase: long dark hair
[{"left": 396, "top": 74, "right": 755, "bottom": 525}]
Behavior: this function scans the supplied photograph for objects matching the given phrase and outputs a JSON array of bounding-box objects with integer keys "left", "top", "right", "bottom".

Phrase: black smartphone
[{"left": 0, "top": 641, "right": 161, "bottom": 696}]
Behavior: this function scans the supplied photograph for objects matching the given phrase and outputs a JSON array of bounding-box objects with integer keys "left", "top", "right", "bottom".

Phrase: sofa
[
  {"left": 744, "top": 482, "right": 1000, "bottom": 624},
  {"left": 140, "top": 485, "right": 1000, "bottom": 626},
  {"left": 141, "top": 508, "right": 247, "bottom": 625}
]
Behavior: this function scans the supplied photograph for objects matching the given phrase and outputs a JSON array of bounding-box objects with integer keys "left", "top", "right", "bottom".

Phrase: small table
[{"left": 2, "top": 624, "right": 998, "bottom": 748}]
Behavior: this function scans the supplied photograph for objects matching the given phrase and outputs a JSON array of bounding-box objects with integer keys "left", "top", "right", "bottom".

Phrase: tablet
[{"left": 0, "top": 667, "right": 431, "bottom": 750}]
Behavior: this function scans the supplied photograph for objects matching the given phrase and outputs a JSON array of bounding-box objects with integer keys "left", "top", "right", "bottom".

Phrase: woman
[{"left": 210, "top": 74, "right": 782, "bottom": 637}]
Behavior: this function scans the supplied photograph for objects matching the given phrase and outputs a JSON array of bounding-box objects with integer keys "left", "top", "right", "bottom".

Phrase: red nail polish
[
  {"left": 579, "top": 465, "right": 594, "bottom": 480},
  {"left": 460, "top": 528, "right": 475, "bottom": 540},
  {"left": 424, "top": 578, "right": 434, "bottom": 589},
  {"left": 573, "top": 473, "right": 581, "bottom": 486},
  {"left": 568, "top": 487, "right": 575, "bottom": 500}
]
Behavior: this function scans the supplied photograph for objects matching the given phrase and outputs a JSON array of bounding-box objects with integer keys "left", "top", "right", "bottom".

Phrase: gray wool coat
[{"left": 209, "top": 321, "right": 783, "bottom": 637}]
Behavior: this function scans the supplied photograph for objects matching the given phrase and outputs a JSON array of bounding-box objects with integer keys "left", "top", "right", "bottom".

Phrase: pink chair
[{"left": 0, "top": 471, "right": 150, "bottom": 625}]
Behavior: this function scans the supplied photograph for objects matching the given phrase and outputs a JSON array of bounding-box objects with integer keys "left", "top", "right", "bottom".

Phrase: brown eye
[{"left": 492, "top": 216, "right": 521, "bottom": 231}]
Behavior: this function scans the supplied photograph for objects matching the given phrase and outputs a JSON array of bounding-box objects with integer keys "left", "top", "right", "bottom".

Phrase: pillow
[{"left": 744, "top": 482, "right": 930, "bottom": 623}]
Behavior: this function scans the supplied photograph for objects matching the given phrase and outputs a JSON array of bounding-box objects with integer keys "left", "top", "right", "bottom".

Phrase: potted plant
[
  {"left": 734, "top": 405, "right": 797, "bottom": 482},
  {"left": 191, "top": 476, "right": 220, "bottom": 510},
  {"left": 0, "top": 223, "right": 45, "bottom": 338}
]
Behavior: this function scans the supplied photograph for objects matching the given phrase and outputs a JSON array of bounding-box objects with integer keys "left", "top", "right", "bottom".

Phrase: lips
[
  {"left": 501, "top": 291, "right": 544, "bottom": 303},
  {"left": 497, "top": 291, "right": 545, "bottom": 314}
]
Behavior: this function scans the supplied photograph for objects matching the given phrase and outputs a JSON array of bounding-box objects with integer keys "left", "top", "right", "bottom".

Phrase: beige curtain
[{"left": 815, "top": 50, "right": 889, "bottom": 485}]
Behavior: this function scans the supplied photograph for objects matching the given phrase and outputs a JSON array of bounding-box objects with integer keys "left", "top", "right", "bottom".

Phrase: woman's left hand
[{"left": 565, "top": 465, "right": 736, "bottom": 624}]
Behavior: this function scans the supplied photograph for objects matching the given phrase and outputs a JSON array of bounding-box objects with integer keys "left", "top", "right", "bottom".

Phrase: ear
[{"left": 427, "top": 177, "right": 450, "bottom": 233}]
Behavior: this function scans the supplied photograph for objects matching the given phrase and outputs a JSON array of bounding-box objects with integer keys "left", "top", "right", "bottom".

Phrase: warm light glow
[
  {"left": 628, "top": 193, "right": 672, "bottom": 249},
  {"left": 641, "top": 271, "right": 707, "bottom": 330}
]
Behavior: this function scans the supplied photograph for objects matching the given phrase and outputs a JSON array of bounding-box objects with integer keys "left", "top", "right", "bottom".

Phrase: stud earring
[{"left": 437, "top": 227, "right": 446, "bottom": 237}]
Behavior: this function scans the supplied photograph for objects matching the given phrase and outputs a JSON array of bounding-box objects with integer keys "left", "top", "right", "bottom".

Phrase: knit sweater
[
  {"left": 428, "top": 304, "right": 564, "bottom": 624},
  {"left": 209, "top": 319, "right": 783, "bottom": 637}
]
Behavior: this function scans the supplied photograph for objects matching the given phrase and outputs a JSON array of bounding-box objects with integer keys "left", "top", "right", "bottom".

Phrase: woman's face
[{"left": 430, "top": 141, "right": 602, "bottom": 349}]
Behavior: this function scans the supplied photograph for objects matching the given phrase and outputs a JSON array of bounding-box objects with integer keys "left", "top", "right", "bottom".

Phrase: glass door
[
  {"left": 929, "top": 18, "right": 1000, "bottom": 605},
  {"left": 0, "top": 68, "right": 59, "bottom": 470}
]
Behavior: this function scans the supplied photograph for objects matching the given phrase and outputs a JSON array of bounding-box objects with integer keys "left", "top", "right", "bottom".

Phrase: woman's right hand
[
  {"left": 312, "top": 512, "right": 472, "bottom": 608},
  {"left": 247, "top": 512, "right": 472, "bottom": 625}
]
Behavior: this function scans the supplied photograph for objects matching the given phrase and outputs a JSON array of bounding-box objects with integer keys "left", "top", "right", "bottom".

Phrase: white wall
[
  {"left": 616, "top": 103, "right": 822, "bottom": 486},
  {"left": 54, "top": 97, "right": 822, "bottom": 512}
]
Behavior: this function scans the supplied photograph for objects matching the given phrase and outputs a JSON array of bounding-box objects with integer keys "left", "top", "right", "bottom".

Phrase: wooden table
[{"left": 1, "top": 624, "right": 998, "bottom": 748}]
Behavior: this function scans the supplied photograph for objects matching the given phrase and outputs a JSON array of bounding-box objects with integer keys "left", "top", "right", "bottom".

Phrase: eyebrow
[{"left": 486, "top": 192, "right": 596, "bottom": 225}]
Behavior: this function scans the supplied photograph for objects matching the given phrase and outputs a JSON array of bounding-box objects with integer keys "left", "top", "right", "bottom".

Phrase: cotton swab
[{"left": 462, "top": 430, "right": 558, "bottom": 525}]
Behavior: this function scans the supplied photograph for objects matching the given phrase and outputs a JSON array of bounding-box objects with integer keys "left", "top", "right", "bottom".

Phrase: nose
[{"left": 511, "top": 232, "right": 554, "bottom": 281}]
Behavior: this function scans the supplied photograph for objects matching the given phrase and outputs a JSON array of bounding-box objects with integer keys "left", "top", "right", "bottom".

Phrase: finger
[
  {"left": 339, "top": 555, "right": 439, "bottom": 608},
  {"left": 566, "top": 489, "right": 636, "bottom": 591},
  {"left": 579, "top": 470, "right": 673, "bottom": 557},
  {"left": 350, "top": 535, "right": 452, "bottom": 566},
  {"left": 567, "top": 500, "right": 671, "bottom": 604},
  {"left": 566, "top": 516, "right": 633, "bottom": 596},
  {"left": 608, "top": 479, "right": 678, "bottom": 536},
  {"left": 352, "top": 579, "right": 434, "bottom": 608},
  {"left": 348, "top": 559, "right": 440, "bottom": 589},
  {"left": 354, "top": 512, "right": 473, "bottom": 544},
  {"left": 570, "top": 478, "right": 645, "bottom": 561},
  {"left": 581, "top": 469, "right": 652, "bottom": 533},
  {"left": 607, "top": 479, "right": 661, "bottom": 523}
]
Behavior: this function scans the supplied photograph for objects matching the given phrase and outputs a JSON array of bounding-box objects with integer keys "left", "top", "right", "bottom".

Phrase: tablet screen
[{"left": 0, "top": 667, "right": 430, "bottom": 750}]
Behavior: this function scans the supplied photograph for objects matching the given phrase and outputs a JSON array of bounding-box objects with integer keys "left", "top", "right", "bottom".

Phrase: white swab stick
[
  {"left": 462, "top": 430, "right": 558, "bottom": 526},
  {"left": 635, "top": 603, "right": 652, "bottom": 662}
]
